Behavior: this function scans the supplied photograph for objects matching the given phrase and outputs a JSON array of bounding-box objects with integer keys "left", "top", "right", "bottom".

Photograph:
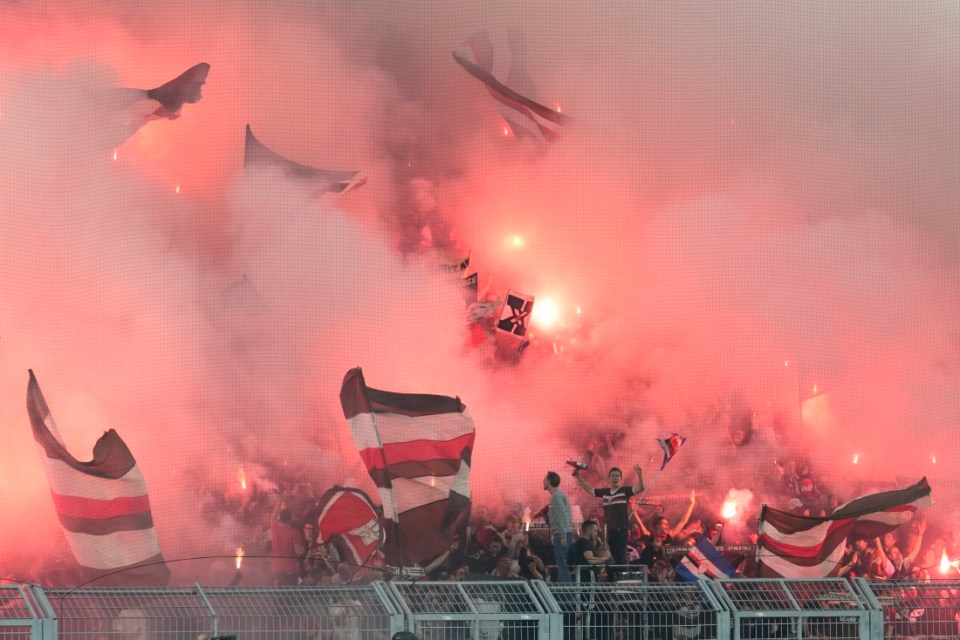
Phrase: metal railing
[
  {"left": 0, "top": 584, "right": 49, "bottom": 640},
  {"left": 18, "top": 578, "right": 960, "bottom": 640},
  {"left": 386, "top": 581, "right": 555, "bottom": 640},
  {"left": 853, "top": 578, "right": 960, "bottom": 640},
  {"left": 709, "top": 578, "right": 877, "bottom": 640},
  {"left": 535, "top": 580, "right": 729, "bottom": 640}
]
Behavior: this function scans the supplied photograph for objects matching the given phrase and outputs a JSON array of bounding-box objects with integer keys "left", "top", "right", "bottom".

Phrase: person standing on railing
[
  {"left": 576, "top": 464, "right": 644, "bottom": 569},
  {"left": 537, "top": 471, "right": 575, "bottom": 582}
]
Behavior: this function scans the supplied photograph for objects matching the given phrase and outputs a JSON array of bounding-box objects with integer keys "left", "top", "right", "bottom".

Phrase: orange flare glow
[
  {"left": 501, "top": 121, "right": 513, "bottom": 137},
  {"left": 235, "top": 546, "right": 244, "bottom": 570},
  {"left": 939, "top": 550, "right": 958, "bottom": 574},
  {"left": 112, "top": 149, "right": 117, "bottom": 161},
  {"left": 238, "top": 467, "right": 247, "bottom": 490},
  {"left": 511, "top": 235, "right": 524, "bottom": 247},
  {"left": 554, "top": 102, "right": 563, "bottom": 113},
  {"left": 175, "top": 183, "right": 180, "bottom": 194},
  {"left": 852, "top": 454, "right": 859, "bottom": 464}
]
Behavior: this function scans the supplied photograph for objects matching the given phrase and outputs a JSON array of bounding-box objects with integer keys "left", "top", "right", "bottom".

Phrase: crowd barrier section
[
  {"left": 0, "top": 584, "right": 50, "bottom": 640},
  {"left": 852, "top": 578, "right": 960, "bottom": 639},
  {"left": 533, "top": 580, "right": 729, "bottom": 640},
  {"left": 32, "top": 587, "right": 214, "bottom": 640},
  {"left": 27, "top": 579, "right": 960, "bottom": 640},
  {"left": 385, "top": 581, "right": 556, "bottom": 640},
  {"left": 30, "top": 584, "right": 404, "bottom": 640},
  {"left": 707, "top": 578, "right": 879, "bottom": 640}
]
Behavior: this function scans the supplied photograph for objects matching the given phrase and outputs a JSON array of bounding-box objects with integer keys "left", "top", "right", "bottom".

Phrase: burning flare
[
  {"left": 938, "top": 550, "right": 959, "bottom": 575},
  {"left": 721, "top": 500, "right": 737, "bottom": 520},
  {"left": 235, "top": 546, "right": 244, "bottom": 570},
  {"left": 238, "top": 467, "right": 247, "bottom": 490},
  {"left": 532, "top": 297, "right": 559, "bottom": 329}
]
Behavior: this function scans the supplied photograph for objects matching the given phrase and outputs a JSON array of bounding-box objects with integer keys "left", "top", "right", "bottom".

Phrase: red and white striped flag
[
  {"left": 339, "top": 368, "right": 474, "bottom": 566},
  {"left": 452, "top": 32, "right": 567, "bottom": 142},
  {"left": 758, "top": 477, "right": 931, "bottom": 578},
  {"left": 27, "top": 371, "right": 169, "bottom": 585}
]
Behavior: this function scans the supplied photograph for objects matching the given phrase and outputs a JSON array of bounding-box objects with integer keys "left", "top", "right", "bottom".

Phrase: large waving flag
[
  {"left": 656, "top": 433, "right": 687, "bottom": 470},
  {"left": 339, "top": 368, "right": 474, "bottom": 566},
  {"left": 452, "top": 31, "right": 567, "bottom": 142},
  {"left": 27, "top": 371, "right": 169, "bottom": 585},
  {"left": 675, "top": 537, "right": 738, "bottom": 581},
  {"left": 758, "top": 477, "right": 931, "bottom": 578},
  {"left": 244, "top": 125, "right": 366, "bottom": 199}
]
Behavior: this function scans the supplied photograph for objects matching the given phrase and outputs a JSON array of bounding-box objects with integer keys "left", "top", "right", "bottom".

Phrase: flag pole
[
  {"left": 632, "top": 466, "right": 664, "bottom": 525},
  {"left": 359, "top": 372, "right": 407, "bottom": 575}
]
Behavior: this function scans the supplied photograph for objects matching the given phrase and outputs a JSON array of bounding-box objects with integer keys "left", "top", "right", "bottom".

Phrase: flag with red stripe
[
  {"left": 452, "top": 31, "right": 567, "bottom": 142},
  {"left": 315, "top": 487, "right": 383, "bottom": 579},
  {"left": 656, "top": 433, "right": 686, "bottom": 471},
  {"left": 339, "top": 368, "right": 474, "bottom": 566},
  {"left": 244, "top": 125, "right": 366, "bottom": 199},
  {"left": 27, "top": 371, "right": 169, "bottom": 585},
  {"left": 758, "top": 477, "right": 931, "bottom": 578}
]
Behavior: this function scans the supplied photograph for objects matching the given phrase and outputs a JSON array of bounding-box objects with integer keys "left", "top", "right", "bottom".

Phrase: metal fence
[
  {"left": 0, "top": 584, "right": 48, "bottom": 640},
  {"left": 535, "top": 580, "right": 729, "bottom": 640},
  {"left": 853, "top": 578, "right": 960, "bottom": 640},
  {"left": 21, "top": 579, "right": 960, "bottom": 640},
  {"left": 709, "top": 578, "right": 877, "bottom": 640},
  {"left": 386, "top": 581, "right": 555, "bottom": 640}
]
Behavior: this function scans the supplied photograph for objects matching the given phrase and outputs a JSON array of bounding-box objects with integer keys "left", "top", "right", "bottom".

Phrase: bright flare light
[
  {"left": 938, "top": 550, "right": 960, "bottom": 575},
  {"left": 721, "top": 501, "right": 737, "bottom": 520},
  {"left": 235, "top": 546, "right": 245, "bottom": 570},
  {"left": 511, "top": 235, "right": 524, "bottom": 247},
  {"left": 853, "top": 454, "right": 859, "bottom": 465},
  {"left": 532, "top": 297, "right": 559, "bottom": 329},
  {"left": 175, "top": 183, "right": 181, "bottom": 194},
  {"left": 238, "top": 467, "right": 247, "bottom": 490},
  {"left": 554, "top": 102, "right": 563, "bottom": 113},
  {"left": 501, "top": 121, "right": 513, "bottom": 137},
  {"left": 112, "top": 149, "right": 117, "bottom": 161}
]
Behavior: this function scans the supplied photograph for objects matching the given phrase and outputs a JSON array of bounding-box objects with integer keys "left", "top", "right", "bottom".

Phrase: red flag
[
  {"left": 27, "top": 371, "right": 169, "bottom": 585},
  {"left": 315, "top": 486, "right": 383, "bottom": 578}
]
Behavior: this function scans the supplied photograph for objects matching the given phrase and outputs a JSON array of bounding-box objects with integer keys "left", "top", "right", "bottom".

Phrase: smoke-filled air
[{"left": 1, "top": 0, "right": 958, "bottom": 585}]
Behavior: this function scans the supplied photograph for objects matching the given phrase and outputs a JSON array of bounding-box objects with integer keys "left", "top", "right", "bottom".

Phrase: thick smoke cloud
[{"left": 0, "top": 1, "right": 958, "bottom": 583}]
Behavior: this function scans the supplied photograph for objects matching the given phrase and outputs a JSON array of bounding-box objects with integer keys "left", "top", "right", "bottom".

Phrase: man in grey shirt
[{"left": 541, "top": 471, "right": 574, "bottom": 582}]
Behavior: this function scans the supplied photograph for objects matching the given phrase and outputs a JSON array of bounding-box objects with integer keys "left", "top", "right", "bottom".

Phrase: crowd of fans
[{"left": 14, "top": 436, "right": 959, "bottom": 594}]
